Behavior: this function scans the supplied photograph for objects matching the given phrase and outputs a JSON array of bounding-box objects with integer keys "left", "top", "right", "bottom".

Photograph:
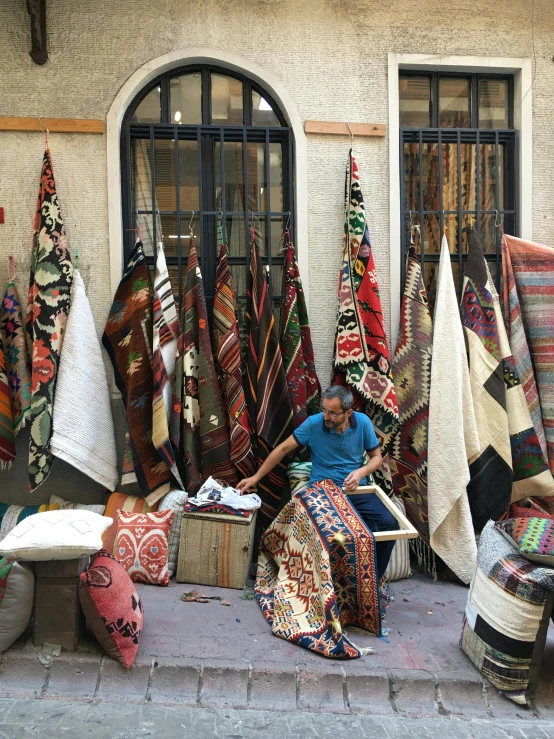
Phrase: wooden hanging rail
[
  {"left": 0, "top": 117, "right": 104, "bottom": 134},
  {"left": 304, "top": 121, "right": 386, "bottom": 138}
]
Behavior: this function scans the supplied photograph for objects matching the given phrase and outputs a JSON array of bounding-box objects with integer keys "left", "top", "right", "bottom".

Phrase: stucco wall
[{"left": 0, "top": 0, "right": 552, "bottom": 501}]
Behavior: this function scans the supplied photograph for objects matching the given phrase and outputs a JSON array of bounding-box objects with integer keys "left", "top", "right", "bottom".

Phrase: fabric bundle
[
  {"left": 152, "top": 243, "right": 183, "bottom": 488},
  {"left": 332, "top": 153, "right": 398, "bottom": 493},
  {"left": 102, "top": 240, "right": 172, "bottom": 505},
  {"left": 245, "top": 238, "right": 294, "bottom": 526},
  {"left": 460, "top": 230, "right": 512, "bottom": 529},
  {"left": 1, "top": 265, "right": 31, "bottom": 435},
  {"left": 212, "top": 242, "right": 255, "bottom": 478},
  {"left": 501, "top": 235, "right": 554, "bottom": 475},
  {"left": 256, "top": 478, "right": 381, "bottom": 658},
  {"left": 389, "top": 247, "right": 433, "bottom": 573},
  {"left": 280, "top": 238, "right": 321, "bottom": 427},
  {"left": 26, "top": 149, "right": 74, "bottom": 491},
  {"left": 428, "top": 237, "right": 479, "bottom": 584},
  {"left": 172, "top": 239, "right": 237, "bottom": 494},
  {"left": 50, "top": 270, "right": 118, "bottom": 490},
  {"left": 0, "top": 337, "right": 15, "bottom": 469}
]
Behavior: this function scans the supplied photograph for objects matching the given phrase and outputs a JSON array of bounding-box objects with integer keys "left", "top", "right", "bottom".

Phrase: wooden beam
[
  {"left": 0, "top": 117, "right": 104, "bottom": 134},
  {"left": 304, "top": 121, "right": 386, "bottom": 138},
  {"left": 26, "top": 0, "right": 48, "bottom": 65}
]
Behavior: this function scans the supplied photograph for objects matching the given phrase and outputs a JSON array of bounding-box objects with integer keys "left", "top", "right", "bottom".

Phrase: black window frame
[{"left": 120, "top": 64, "right": 295, "bottom": 321}]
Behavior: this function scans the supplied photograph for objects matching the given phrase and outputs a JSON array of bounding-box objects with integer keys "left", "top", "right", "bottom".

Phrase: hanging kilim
[
  {"left": 255, "top": 478, "right": 381, "bottom": 658},
  {"left": 245, "top": 237, "right": 294, "bottom": 526},
  {"left": 332, "top": 152, "right": 398, "bottom": 494},
  {"left": 0, "top": 334, "right": 15, "bottom": 469},
  {"left": 460, "top": 229, "right": 512, "bottom": 530},
  {"left": 120, "top": 432, "right": 138, "bottom": 486},
  {"left": 172, "top": 239, "right": 237, "bottom": 494},
  {"left": 26, "top": 149, "right": 73, "bottom": 491},
  {"left": 501, "top": 234, "right": 554, "bottom": 475},
  {"left": 389, "top": 247, "right": 434, "bottom": 574},
  {"left": 152, "top": 243, "right": 183, "bottom": 488},
  {"left": 1, "top": 259, "right": 31, "bottom": 435},
  {"left": 102, "top": 240, "right": 171, "bottom": 505},
  {"left": 213, "top": 241, "right": 255, "bottom": 478},
  {"left": 280, "top": 237, "right": 321, "bottom": 427}
]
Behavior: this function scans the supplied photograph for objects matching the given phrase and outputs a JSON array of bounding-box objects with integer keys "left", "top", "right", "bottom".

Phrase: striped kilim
[
  {"left": 172, "top": 239, "right": 237, "bottom": 494},
  {"left": 213, "top": 242, "right": 255, "bottom": 478},
  {"left": 102, "top": 241, "right": 172, "bottom": 505},
  {"left": 1, "top": 269, "right": 31, "bottom": 435},
  {"left": 152, "top": 243, "right": 182, "bottom": 488},
  {"left": 389, "top": 247, "right": 432, "bottom": 547},
  {"left": 281, "top": 238, "right": 321, "bottom": 427},
  {"left": 0, "top": 334, "right": 15, "bottom": 468},
  {"left": 245, "top": 238, "right": 294, "bottom": 526},
  {"left": 26, "top": 149, "right": 73, "bottom": 491},
  {"left": 332, "top": 152, "right": 398, "bottom": 494},
  {"left": 501, "top": 235, "right": 554, "bottom": 476},
  {"left": 460, "top": 230, "right": 512, "bottom": 529}
]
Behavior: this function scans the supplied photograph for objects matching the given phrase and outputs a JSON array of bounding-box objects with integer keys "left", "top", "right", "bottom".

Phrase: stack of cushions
[
  {"left": 79, "top": 549, "right": 144, "bottom": 668},
  {"left": 0, "top": 510, "right": 112, "bottom": 561},
  {"left": 102, "top": 493, "right": 159, "bottom": 556},
  {"left": 114, "top": 510, "right": 174, "bottom": 586},
  {"left": 460, "top": 520, "right": 554, "bottom": 706},
  {"left": 0, "top": 557, "right": 34, "bottom": 652},
  {"left": 157, "top": 490, "right": 187, "bottom": 577},
  {"left": 496, "top": 518, "right": 554, "bottom": 566}
]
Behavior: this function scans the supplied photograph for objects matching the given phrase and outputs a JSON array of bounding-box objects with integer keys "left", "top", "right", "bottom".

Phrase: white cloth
[
  {"left": 187, "top": 476, "right": 261, "bottom": 511},
  {"left": 428, "top": 237, "right": 480, "bottom": 584},
  {"left": 154, "top": 243, "right": 178, "bottom": 419},
  {"left": 51, "top": 270, "right": 118, "bottom": 490}
]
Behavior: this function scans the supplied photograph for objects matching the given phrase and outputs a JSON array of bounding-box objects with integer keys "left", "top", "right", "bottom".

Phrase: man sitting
[{"left": 237, "top": 385, "right": 397, "bottom": 579}]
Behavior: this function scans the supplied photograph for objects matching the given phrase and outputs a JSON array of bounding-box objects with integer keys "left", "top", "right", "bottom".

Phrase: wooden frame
[
  {"left": 0, "top": 117, "right": 104, "bottom": 134},
  {"left": 345, "top": 485, "right": 418, "bottom": 542}
]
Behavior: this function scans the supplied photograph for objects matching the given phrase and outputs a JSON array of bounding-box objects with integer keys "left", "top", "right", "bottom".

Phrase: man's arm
[
  {"left": 343, "top": 447, "right": 383, "bottom": 492},
  {"left": 236, "top": 434, "right": 299, "bottom": 493}
]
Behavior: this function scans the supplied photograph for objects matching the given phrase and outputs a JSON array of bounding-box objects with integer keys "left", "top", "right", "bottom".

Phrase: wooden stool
[{"left": 33, "top": 557, "right": 89, "bottom": 651}]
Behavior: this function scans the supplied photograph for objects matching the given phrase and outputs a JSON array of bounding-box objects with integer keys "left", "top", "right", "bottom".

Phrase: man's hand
[
  {"left": 343, "top": 469, "right": 364, "bottom": 492},
  {"left": 236, "top": 476, "right": 258, "bottom": 493}
]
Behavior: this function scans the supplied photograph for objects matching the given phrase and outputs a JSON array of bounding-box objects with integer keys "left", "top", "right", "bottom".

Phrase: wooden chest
[{"left": 176, "top": 510, "right": 257, "bottom": 589}]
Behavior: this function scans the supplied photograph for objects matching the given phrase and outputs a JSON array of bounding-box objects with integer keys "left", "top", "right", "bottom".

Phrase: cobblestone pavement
[{"left": 0, "top": 699, "right": 553, "bottom": 738}]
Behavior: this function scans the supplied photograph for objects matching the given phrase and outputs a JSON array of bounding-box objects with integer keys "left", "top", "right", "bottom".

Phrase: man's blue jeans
[{"left": 349, "top": 493, "right": 397, "bottom": 580}]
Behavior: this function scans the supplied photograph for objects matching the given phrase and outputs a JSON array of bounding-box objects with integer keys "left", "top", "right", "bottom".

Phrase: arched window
[{"left": 120, "top": 65, "right": 294, "bottom": 328}]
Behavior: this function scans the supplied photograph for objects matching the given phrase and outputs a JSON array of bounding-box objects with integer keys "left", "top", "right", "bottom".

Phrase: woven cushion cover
[
  {"left": 79, "top": 549, "right": 143, "bottom": 668},
  {"left": 102, "top": 493, "right": 159, "bottom": 555},
  {"left": 496, "top": 517, "right": 554, "bottom": 566},
  {"left": 0, "top": 510, "right": 112, "bottom": 561},
  {"left": 460, "top": 521, "right": 554, "bottom": 705},
  {"left": 157, "top": 490, "right": 187, "bottom": 578},
  {"left": 0, "top": 557, "right": 34, "bottom": 652},
  {"left": 49, "top": 495, "right": 106, "bottom": 516},
  {"left": 0, "top": 502, "right": 59, "bottom": 542},
  {"left": 115, "top": 510, "right": 174, "bottom": 586},
  {"left": 384, "top": 497, "right": 412, "bottom": 581}
]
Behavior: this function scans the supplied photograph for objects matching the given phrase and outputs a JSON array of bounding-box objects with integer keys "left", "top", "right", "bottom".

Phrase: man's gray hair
[{"left": 322, "top": 385, "right": 354, "bottom": 412}]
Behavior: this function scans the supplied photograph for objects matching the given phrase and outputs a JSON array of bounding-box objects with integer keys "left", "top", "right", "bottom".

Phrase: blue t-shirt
[{"left": 292, "top": 412, "right": 380, "bottom": 487}]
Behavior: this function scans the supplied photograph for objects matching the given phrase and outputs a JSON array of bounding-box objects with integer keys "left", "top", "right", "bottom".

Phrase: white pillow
[
  {"left": 0, "top": 510, "right": 112, "bottom": 561},
  {"left": 0, "top": 560, "right": 34, "bottom": 652},
  {"left": 158, "top": 489, "right": 187, "bottom": 578},
  {"left": 49, "top": 494, "right": 106, "bottom": 516}
]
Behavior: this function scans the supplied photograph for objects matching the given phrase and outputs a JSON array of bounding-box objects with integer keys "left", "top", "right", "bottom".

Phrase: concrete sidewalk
[{"left": 1, "top": 573, "right": 553, "bottom": 721}]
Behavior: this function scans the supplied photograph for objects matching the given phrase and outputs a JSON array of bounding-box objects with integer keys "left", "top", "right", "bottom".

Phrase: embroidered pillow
[
  {"left": 102, "top": 493, "right": 159, "bottom": 555},
  {"left": 49, "top": 495, "right": 106, "bottom": 516},
  {"left": 79, "top": 549, "right": 143, "bottom": 668},
  {"left": 496, "top": 518, "right": 554, "bottom": 566},
  {"left": 115, "top": 510, "right": 174, "bottom": 586},
  {"left": 157, "top": 490, "right": 187, "bottom": 578}
]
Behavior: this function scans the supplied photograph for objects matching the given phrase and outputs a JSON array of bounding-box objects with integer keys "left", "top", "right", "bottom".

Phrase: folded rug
[
  {"left": 51, "top": 270, "right": 118, "bottom": 490},
  {"left": 0, "top": 335, "right": 15, "bottom": 469}
]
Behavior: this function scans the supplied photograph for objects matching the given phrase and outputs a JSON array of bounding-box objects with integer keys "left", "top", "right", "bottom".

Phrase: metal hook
[
  {"left": 219, "top": 211, "right": 227, "bottom": 245},
  {"left": 38, "top": 117, "right": 49, "bottom": 146},
  {"left": 189, "top": 211, "right": 195, "bottom": 235},
  {"left": 285, "top": 211, "right": 291, "bottom": 232},
  {"left": 493, "top": 209, "right": 501, "bottom": 228},
  {"left": 346, "top": 121, "right": 354, "bottom": 146}
]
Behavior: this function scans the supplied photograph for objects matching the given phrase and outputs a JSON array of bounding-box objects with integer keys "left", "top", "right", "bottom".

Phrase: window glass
[
  {"left": 439, "top": 77, "right": 470, "bottom": 127},
  {"left": 479, "top": 79, "right": 509, "bottom": 128},
  {"left": 252, "top": 91, "right": 280, "bottom": 126},
  {"left": 170, "top": 74, "right": 202, "bottom": 125},
  {"left": 132, "top": 86, "right": 161, "bottom": 123},
  {"left": 399, "top": 76, "right": 431, "bottom": 127},
  {"left": 211, "top": 74, "right": 243, "bottom": 124}
]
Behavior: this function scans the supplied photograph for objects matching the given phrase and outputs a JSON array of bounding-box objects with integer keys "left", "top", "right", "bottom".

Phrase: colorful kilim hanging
[
  {"left": 1, "top": 262, "right": 31, "bottom": 435},
  {"left": 172, "top": 240, "right": 237, "bottom": 494},
  {"left": 0, "top": 335, "right": 15, "bottom": 469},
  {"left": 280, "top": 237, "right": 321, "bottom": 427},
  {"left": 255, "top": 478, "right": 381, "bottom": 658},
  {"left": 501, "top": 235, "right": 554, "bottom": 476},
  {"left": 245, "top": 238, "right": 294, "bottom": 526},
  {"left": 26, "top": 149, "right": 73, "bottom": 491},
  {"left": 460, "top": 230, "right": 512, "bottom": 529},
  {"left": 213, "top": 242, "right": 255, "bottom": 478},
  {"left": 389, "top": 247, "right": 433, "bottom": 569},
  {"left": 332, "top": 153, "right": 398, "bottom": 493},
  {"left": 152, "top": 244, "right": 183, "bottom": 488},
  {"left": 102, "top": 241, "right": 171, "bottom": 505}
]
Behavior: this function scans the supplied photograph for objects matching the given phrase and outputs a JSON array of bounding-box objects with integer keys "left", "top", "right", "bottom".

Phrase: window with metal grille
[
  {"left": 121, "top": 66, "right": 294, "bottom": 330},
  {"left": 399, "top": 72, "right": 517, "bottom": 312}
]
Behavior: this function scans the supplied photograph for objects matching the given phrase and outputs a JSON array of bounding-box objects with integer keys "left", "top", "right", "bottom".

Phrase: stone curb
[{"left": 0, "top": 650, "right": 540, "bottom": 719}]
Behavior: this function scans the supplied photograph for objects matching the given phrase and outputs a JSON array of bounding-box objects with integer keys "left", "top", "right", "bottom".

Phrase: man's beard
[{"left": 325, "top": 418, "right": 342, "bottom": 430}]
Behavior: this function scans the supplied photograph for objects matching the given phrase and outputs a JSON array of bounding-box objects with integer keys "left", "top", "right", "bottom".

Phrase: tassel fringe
[{"left": 410, "top": 537, "right": 437, "bottom": 580}]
